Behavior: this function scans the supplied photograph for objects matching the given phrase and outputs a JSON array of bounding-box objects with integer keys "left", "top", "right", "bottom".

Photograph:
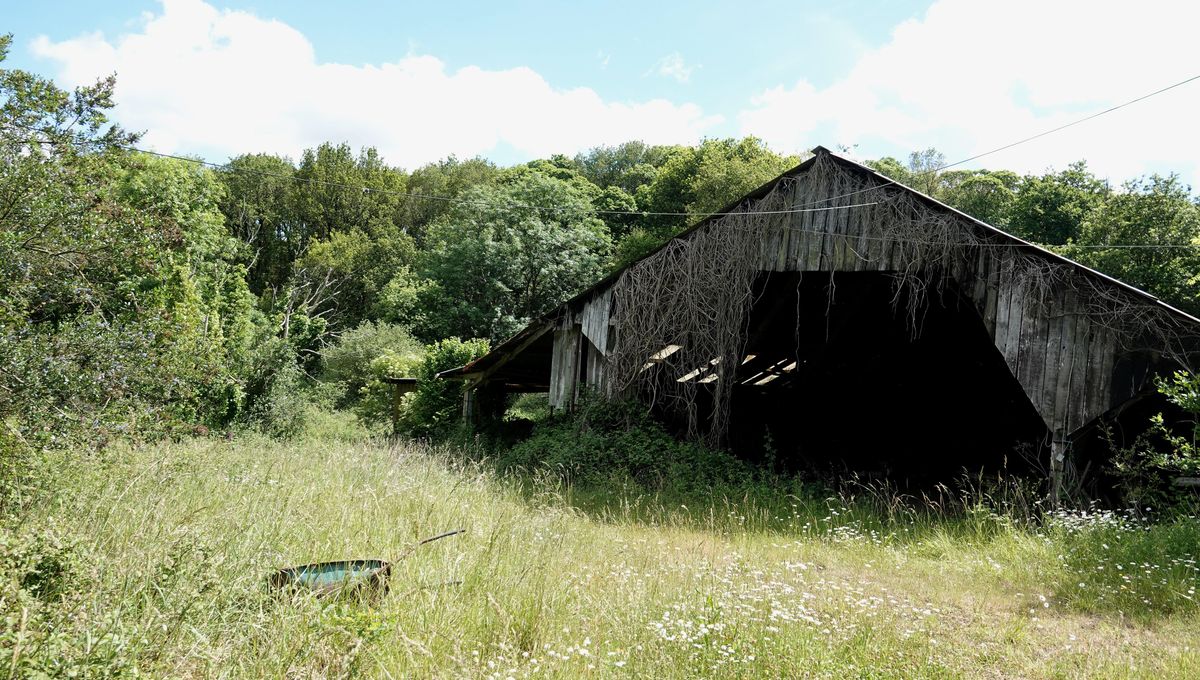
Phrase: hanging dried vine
[{"left": 605, "top": 153, "right": 1199, "bottom": 445}]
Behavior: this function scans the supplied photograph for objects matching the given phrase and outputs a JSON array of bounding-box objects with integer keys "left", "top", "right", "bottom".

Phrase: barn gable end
[{"left": 443, "top": 147, "right": 1200, "bottom": 487}]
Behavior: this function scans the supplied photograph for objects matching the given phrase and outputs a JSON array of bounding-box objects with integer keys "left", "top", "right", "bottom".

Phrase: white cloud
[
  {"left": 649, "top": 52, "right": 695, "bottom": 83},
  {"left": 739, "top": 0, "right": 1200, "bottom": 187},
  {"left": 31, "top": 0, "right": 722, "bottom": 168}
]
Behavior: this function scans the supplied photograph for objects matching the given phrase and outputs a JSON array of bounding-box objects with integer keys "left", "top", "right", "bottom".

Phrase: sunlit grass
[{"left": 5, "top": 428, "right": 1199, "bottom": 677}]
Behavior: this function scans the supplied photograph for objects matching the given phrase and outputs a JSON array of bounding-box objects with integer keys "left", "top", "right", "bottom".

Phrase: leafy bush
[
  {"left": 353, "top": 351, "right": 422, "bottom": 428},
  {"left": 1108, "top": 371, "right": 1200, "bottom": 510},
  {"left": 248, "top": 359, "right": 313, "bottom": 439},
  {"left": 497, "top": 396, "right": 756, "bottom": 494},
  {"left": 395, "top": 338, "right": 490, "bottom": 439},
  {"left": 322, "top": 321, "right": 423, "bottom": 406}
]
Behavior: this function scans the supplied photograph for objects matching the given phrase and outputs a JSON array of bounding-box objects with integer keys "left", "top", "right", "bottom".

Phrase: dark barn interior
[{"left": 676, "top": 272, "right": 1050, "bottom": 482}]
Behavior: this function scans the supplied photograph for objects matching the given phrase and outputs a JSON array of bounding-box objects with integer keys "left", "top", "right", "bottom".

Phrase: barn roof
[{"left": 441, "top": 146, "right": 1200, "bottom": 380}]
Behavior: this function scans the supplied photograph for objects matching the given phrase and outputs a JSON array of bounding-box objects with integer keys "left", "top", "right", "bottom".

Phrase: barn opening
[{"left": 658, "top": 271, "right": 1050, "bottom": 482}]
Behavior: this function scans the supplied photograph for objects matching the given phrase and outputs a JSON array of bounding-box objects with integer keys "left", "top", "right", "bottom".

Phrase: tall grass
[{"left": 2, "top": 431, "right": 1198, "bottom": 677}]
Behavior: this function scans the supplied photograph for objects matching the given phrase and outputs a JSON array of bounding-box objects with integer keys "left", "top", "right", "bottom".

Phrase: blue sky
[{"left": 5, "top": 0, "right": 1200, "bottom": 186}]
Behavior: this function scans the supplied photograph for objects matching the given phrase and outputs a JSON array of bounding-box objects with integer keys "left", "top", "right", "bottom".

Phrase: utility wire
[
  {"left": 3, "top": 71, "right": 1199, "bottom": 242},
  {"left": 794, "top": 72, "right": 1200, "bottom": 209},
  {"left": 1, "top": 120, "right": 869, "bottom": 217}
]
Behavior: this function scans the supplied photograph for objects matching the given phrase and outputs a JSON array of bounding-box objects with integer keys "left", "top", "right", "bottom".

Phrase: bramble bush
[
  {"left": 394, "top": 338, "right": 490, "bottom": 439},
  {"left": 497, "top": 396, "right": 756, "bottom": 494}
]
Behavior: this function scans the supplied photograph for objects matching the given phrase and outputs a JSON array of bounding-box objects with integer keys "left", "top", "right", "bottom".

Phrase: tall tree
[
  {"left": 574, "top": 141, "right": 673, "bottom": 194},
  {"left": 291, "top": 142, "right": 408, "bottom": 242},
  {"left": 1066, "top": 174, "right": 1200, "bottom": 313},
  {"left": 1, "top": 35, "right": 265, "bottom": 456},
  {"left": 618, "top": 137, "right": 799, "bottom": 266},
  {"left": 417, "top": 170, "right": 612, "bottom": 341},
  {"left": 1008, "top": 162, "right": 1109, "bottom": 245},
  {"left": 218, "top": 153, "right": 299, "bottom": 294},
  {"left": 941, "top": 170, "right": 1020, "bottom": 226},
  {"left": 403, "top": 156, "right": 499, "bottom": 244}
]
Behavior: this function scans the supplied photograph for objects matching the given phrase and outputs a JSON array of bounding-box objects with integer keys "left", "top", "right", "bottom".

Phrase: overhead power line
[
  {"left": 2, "top": 120, "right": 870, "bottom": 218},
  {"left": 3, "top": 70, "right": 1199, "bottom": 245},
  {"left": 796, "top": 72, "right": 1200, "bottom": 209}
]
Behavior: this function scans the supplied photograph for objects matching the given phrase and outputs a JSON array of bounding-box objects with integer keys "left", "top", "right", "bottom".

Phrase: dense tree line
[{"left": 4, "top": 37, "right": 1200, "bottom": 498}]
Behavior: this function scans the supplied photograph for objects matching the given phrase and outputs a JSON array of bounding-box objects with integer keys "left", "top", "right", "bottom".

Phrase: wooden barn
[{"left": 441, "top": 147, "right": 1200, "bottom": 491}]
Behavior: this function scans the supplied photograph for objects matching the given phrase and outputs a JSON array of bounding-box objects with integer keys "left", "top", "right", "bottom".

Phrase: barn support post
[
  {"left": 462, "top": 380, "right": 507, "bottom": 430},
  {"left": 391, "top": 382, "right": 402, "bottom": 435},
  {"left": 462, "top": 381, "right": 480, "bottom": 427},
  {"left": 1049, "top": 430, "right": 1069, "bottom": 505},
  {"left": 549, "top": 322, "right": 582, "bottom": 412}
]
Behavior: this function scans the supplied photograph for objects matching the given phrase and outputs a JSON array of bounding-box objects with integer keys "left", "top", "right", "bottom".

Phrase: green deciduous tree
[
  {"left": 622, "top": 137, "right": 800, "bottom": 264},
  {"left": 403, "top": 155, "right": 499, "bottom": 245},
  {"left": 1065, "top": 174, "right": 1200, "bottom": 313},
  {"left": 218, "top": 153, "right": 299, "bottom": 294},
  {"left": 941, "top": 170, "right": 1020, "bottom": 226},
  {"left": 417, "top": 171, "right": 612, "bottom": 341},
  {"left": 0, "top": 35, "right": 269, "bottom": 465},
  {"left": 1008, "top": 162, "right": 1109, "bottom": 245}
]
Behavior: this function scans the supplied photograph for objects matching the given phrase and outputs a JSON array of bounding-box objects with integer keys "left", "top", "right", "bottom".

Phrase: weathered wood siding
[
  {"left": 548, "top": 157, "right": 1162, "bottom": 438},
  {"left": 548, "top": 318, "right": 581, "bottom": 410}
]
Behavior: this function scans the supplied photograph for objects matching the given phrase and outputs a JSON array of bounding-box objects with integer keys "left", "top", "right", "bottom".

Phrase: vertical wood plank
[
  {"left": 549, "top": 322, "right": 581, "bottom": 410},
  {"left": 1044, "top": 290, "right": 1071, "bottom": 434},
  {"left": 1017, "top": 286, "right": 1046, "bottom": 419},
  {"left": 1066, "top": 306, "right": 1091, "bottom": 433}
]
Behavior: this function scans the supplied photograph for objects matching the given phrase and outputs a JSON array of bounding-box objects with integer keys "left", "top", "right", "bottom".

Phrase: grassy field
[{"left": 4, "top": 424, "right": 1200, "bottom": 678}]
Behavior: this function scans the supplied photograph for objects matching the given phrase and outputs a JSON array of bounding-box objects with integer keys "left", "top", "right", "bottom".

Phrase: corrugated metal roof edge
[{"left": 439, "top": 145, "right": 1200, "bottom": 379}]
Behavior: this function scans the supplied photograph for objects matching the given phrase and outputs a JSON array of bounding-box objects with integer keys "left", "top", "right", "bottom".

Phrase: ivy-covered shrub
[
  {"left": 394, "top": 338, "right": 490, "bottom": 439},
  {"left": 497, "top": 397, "right": 755, "bottom": 494}
]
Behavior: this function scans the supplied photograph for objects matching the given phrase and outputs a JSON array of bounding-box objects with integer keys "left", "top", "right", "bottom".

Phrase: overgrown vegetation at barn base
[
  {"left": 499, "top": 397, "right": 764, "bottom": 494},
  {"left": 1106, "top": 371, "right": 1200, "bottom": 511},
  {"left": 389, "top": 338, "right": 490, "bottom": 439}
]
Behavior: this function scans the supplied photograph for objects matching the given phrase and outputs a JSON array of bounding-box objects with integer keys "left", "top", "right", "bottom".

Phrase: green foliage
[
  {"left": 248, "top": 358, "right": 312, "bottom": 439},
  {"left": 498, "top": 397, "right": 756, "bottom": 494},
  {"left": 403, "top": 155, "right": 499, "bottom": 244},
  {"left": 418, "top": 171, "right": 611, "bottom": 341},
  {"left": 903, "top": 148, "right": 947, "bottom": 197},
  {"left": 1066, "top": 174, "right": 1200, "bottom": 313},
  {"left": 1108, "top": 371, "right": 1200, "bottom": 510},
  {"left": 0, "top": 45, "right": 269, "bottom": 465},
  {"left": 319, "top": 321, "right": 424, "bottom": 427},
  {"left": 574, "top": 140, "right": 672, "bottom": 194},
  {"left": 218, "top": 153, "right": 301, "bottom": 294},
  {"left": 941, "top": 170, "right": 1020, "bottom": 226},
  {"left": 612, "top": 226, "right": 673, "bottom": 269},
  {"left": 292, "top": 143, "right": 408, "bottom": 242},
  {"left": 295, "top": 226, "right": 416, "bottom": 329},
  {"left": 322, "top": 321, "right": 423, "bottom": 405},
  {"left": 1008, "top": 162, "right": 1110, "bottom": 245},
  {"left": 395, "top": 338, "right": 489, "bottom": 438},
  {"left": 621, "top": 137, "right": 800, "bottom": 258}
]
